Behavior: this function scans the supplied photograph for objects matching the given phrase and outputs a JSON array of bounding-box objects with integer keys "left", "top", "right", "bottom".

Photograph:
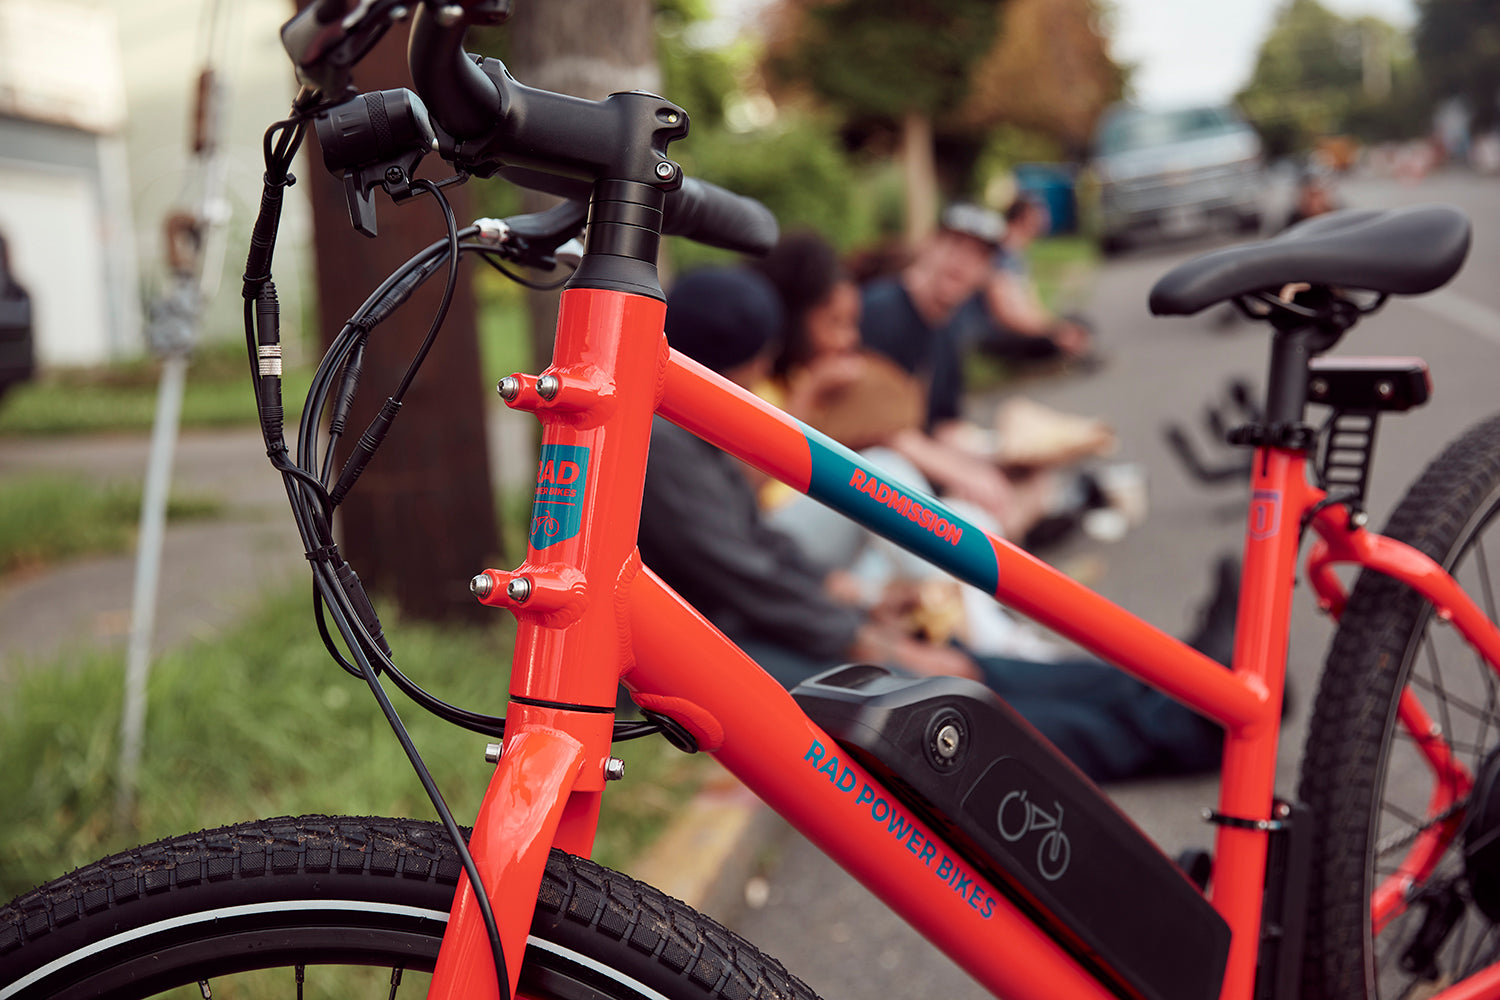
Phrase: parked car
[
  {"left": 1089, "top": 104, "right": 1265, "bottom": 254},
  {"left": 0, "top": 232, "right": 35, "bottom": 401}
]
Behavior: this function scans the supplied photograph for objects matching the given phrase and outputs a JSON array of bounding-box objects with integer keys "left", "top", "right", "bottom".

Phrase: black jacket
[{"left": 638, "top": 417, "right": 862, "bottom": 661}]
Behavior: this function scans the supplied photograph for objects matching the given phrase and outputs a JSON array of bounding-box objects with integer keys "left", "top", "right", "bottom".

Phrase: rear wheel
[
  {"left": 1300, "top": 413, "right": 1500, "bottom": 998},
  {"left": 0, "top": 815, "right": 822, "bottom": 1000}
]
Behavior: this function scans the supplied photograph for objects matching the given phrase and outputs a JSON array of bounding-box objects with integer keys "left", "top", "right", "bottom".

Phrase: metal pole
[
  {"left": 115, "top": 0, "right": 234, "bottom": 827},
  {"left": 115, "top": 351, "right": 188, "bottom": 825}
]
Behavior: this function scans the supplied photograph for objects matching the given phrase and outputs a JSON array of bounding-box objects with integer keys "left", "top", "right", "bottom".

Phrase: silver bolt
[
  {"left": 1350, "top": 509, "right": 1369, "bottom": 528},
  {"left": 507, "top": 577, "right": 533, "bottom": 603},
  {"left": 470, "top": 573, "right": 494, "bottom": 598},
  {"left": 1377, "top": 380, "right": 1395, "bottom": 399},
  {"left": 934, "top": 723, "right": 961, "bottom": 759},
  {"left": 390, "top": 5, "right": 410, "bottom": 20},
  {"left": 497, "top": 376, "right": 520, "bottom": 401},
  {"left": 435, "top": 4, "right": 464, "bottom": 26},
  {"left": 1275, "top": 802, "right": 1292, "bottom": 818},
  {"left": 535, "top": 374, "right": 561, "bottom": 400},
  {"left": 663, "top": 111, "right": 681, "bottom": 125},
  {"left": 1309, "top": 377, "right": 1329, "bottom": 397},
  {"left": 605, "top": 757, "right": 626, "bottom": 781},
  {"left": 655, "top": 161, "right": 676, "bottom": 180},
  {"left": 485, "top": 742, "right": 503, "bottom": 763}
]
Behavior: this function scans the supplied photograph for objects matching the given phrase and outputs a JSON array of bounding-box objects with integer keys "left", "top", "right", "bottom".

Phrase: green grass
[
  {"left": 0, "top": 587, "right": 708, "bottom": 900},
  {"left": 1028, "top": 234, "right": 1099, "bottom": 313},
  {"left": 0, "top": 341, "right": 309, "bottom": 437},
  {"left": 0, "top": 475, "right": 221, "bottom": 575},
  {"left": 965, "top": 235, "right": 1100, "bottom": 390}
]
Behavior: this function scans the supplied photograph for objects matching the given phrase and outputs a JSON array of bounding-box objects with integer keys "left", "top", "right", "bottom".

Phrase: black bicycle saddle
[{"left": 1149, "top": 204, "right": 1471, "bottom": 316}]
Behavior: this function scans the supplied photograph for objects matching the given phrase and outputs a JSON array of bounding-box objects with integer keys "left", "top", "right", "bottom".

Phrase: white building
[{"left": 0, "top": 0, "right": 309, "bottom": 369}]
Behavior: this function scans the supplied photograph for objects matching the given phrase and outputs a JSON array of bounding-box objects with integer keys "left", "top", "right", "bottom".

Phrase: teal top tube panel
[{"left": 803, "top": 429, "right": 1000, "bottom": 596}]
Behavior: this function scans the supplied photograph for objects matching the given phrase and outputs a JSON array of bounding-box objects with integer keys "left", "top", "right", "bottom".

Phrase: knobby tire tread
[
  {"left": 1298, "top": 412, "right": 1500, "bottom": 999},
  {"left": 0, "top": 814, "right": 822, "bottom": 1000}
]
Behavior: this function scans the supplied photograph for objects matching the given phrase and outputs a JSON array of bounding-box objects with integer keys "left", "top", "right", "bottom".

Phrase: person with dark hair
[
  {"left": 638, "top": 266, "right": 1234, "bottom": 783},
  {"left": 978, "top": 195, "right": 1094, "bottom": 363}
]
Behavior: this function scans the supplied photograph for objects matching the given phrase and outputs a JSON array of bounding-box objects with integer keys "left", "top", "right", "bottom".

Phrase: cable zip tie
[{"left": 304, "top": 543, "right": 341, "bottom": 563}]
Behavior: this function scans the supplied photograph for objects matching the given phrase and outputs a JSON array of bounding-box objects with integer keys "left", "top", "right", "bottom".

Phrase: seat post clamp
[{"left": 1226, "top": 422, "right": 1317, "bottom": 451}]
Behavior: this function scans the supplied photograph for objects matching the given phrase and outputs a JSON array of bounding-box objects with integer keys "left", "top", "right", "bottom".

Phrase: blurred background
[{"left": 1, "top": 0, "right": 1498, "bottom": 963}]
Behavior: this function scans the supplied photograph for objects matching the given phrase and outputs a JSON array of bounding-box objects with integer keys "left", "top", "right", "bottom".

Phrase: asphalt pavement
[{"left": 714, "top": 171, "right": 1500, "bottom": 1000}]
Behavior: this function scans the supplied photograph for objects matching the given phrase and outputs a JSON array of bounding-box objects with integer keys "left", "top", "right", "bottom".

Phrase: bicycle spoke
[
  {"left": 1421, "top": 633, "right": 1459, "bottom": 748},
  {"left": 390, "top": 966, "right": 405, "bottom": 1000},
  {"left": 198, "top": 981, "right": 212, "bottom": 1000},
  {"left": 1476, "top": 542, "right": 1497, "bottom": 626},
  {"left": 1410, "top": 672, "right": 1493, "bottom": 730},
  {"left": 296, "top": 964, "right": 305, "bottom": 1000}
]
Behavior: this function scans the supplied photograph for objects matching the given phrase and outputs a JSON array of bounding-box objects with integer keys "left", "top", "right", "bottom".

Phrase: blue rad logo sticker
[{"left": 531, "top": 444, "right": 590, "bottom": 549}]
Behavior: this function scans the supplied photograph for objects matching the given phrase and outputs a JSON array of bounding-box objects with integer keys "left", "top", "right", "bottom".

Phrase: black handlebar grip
[
  {"left": 664, "top": 177, "right": 779, "bottom": 256},
  {"left": 494, "top": 167, "right": 779, "bottom": 257}
]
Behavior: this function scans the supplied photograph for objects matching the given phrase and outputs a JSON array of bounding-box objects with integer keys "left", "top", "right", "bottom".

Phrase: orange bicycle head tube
[{"left": 490, "top": 287, "right": 669, "bottom": 709}]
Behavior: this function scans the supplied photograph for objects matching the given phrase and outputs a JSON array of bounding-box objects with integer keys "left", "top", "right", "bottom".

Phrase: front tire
[
  {"left": 1299, "top": 413, "right": 1500, "bottom": 998},
  {"left": 0, "top": 815, "right": 822, "bottom": 1000}
]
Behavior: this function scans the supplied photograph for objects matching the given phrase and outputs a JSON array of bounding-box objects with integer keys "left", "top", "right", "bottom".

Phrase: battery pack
[{"left": 792, "top": 665, "right": 1229, "bottom": 1000}]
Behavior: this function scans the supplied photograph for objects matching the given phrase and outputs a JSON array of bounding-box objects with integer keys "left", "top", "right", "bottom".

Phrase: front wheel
[
  {"left": 1299, "top": 413, "right": 1500, "bottom": 998},
  {"left": 0, "top": 815, "right": 822, "bottom": 1000}
]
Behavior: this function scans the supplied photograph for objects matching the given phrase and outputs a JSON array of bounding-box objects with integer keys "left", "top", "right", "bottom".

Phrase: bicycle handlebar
[
  {"left": 493, "top": 167, "right": 779, "bottom": 257},
  {"left": 398, "top": 2, "right": 776, "bottom": 256}
]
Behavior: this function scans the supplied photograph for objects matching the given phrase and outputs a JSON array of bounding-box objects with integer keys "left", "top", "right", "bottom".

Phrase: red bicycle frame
[{"left": 419, "top": 279, "right": 1500, "bottom": 1000}]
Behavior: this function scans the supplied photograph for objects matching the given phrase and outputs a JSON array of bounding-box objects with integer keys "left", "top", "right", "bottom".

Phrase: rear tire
[
  {"left": 1299, "top": 413, "right": 1500, "bottom": 998},
  {"left": 0, "top": 815, "right": 822, "bottom": 1000}
]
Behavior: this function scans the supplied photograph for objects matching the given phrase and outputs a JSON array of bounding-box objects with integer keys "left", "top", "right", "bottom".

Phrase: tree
[
  {"left": 506, "top": 0, "right": 660, "bottom": 369},
  {"left": 764, "top": 0, "right": 1002, "bottom": 243},
  {"left": 1237, "top": 0, "right": 1421, "bottom": 157},
  {"left": 961, "top": 0, "right": 1125, "bottom": 157},
  {"left": 1416, "top": 0, "right": 1500, "bottom": 131},
  {"left": 302, "top": 10, "right": 501, "bottom": 623}
]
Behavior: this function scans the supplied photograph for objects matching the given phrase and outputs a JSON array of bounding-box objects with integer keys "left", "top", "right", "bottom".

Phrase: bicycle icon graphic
[
  {"left": 531, "top": 514, "right": 561, "bottom": 538},
  {"left": 997, "top": 790, "right": 1071, "bottom": 881}
]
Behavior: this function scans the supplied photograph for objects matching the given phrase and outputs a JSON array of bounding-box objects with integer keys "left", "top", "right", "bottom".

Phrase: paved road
[{"left": 719, "top": 171, "right": 1500, "bottom": 1000}]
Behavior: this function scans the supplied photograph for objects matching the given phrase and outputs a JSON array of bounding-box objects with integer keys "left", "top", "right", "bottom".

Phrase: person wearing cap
[
  {"left": 639, "top": 266, "right": 1231, "bottom": 783},
  {"left": 856, "top": 205, "right": 1057, "bottom": 539}
]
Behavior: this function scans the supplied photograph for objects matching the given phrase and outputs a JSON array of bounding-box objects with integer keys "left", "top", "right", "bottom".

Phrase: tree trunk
[
  {"left": 507, "top": 0, "right": 661, "bottom": 368},
  {"left": 303, "top": 11, "right": 501, "bottom": 623},
  {"left": 901, "top": 110, "right": 938, "bottom": 247}
]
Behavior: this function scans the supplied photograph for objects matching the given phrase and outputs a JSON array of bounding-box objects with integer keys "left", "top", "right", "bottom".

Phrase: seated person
[
  {"left": 638, "top": 266, "right": 1233, "bottom": 783},
  {"left": 979, "top": 195, "right": 1094, "bottom": 363},
  {"left": 750, "top": 230, "right": 1082, "bottom": 659},
  {"left": 856, "top": 209, "right": 1086, "bottom": 538}
]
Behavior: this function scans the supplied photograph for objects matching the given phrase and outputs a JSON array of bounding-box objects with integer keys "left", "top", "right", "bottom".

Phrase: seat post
[{"left": 1264, "top": 326, "right": 1317, "bottom": 433}]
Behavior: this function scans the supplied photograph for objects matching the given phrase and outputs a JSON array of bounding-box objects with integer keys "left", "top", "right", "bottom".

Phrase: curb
[{"left": 629, "top": 769, "right": 786, "bottom": 919}]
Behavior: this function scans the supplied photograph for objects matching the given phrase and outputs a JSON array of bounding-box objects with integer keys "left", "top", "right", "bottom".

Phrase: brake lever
[
  {"left": 474, "top": 200, "right": 588, "bottom": 270},
  {"left": 280, "top": 0, "right": 409, "bottom": 94}
]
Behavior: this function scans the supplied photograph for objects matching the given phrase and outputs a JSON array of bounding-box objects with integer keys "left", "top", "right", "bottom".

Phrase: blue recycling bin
[{"left": 1013, "top": 163, "right": 1077, "bottom": 235}]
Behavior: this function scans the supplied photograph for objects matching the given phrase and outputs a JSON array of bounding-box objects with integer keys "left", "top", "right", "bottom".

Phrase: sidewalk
[
  {"left": 0, "top": 405, "right": 539, "bottom": 682},
  {"left": 0, "top": 428, "right": 305, "bottom": 682}
]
